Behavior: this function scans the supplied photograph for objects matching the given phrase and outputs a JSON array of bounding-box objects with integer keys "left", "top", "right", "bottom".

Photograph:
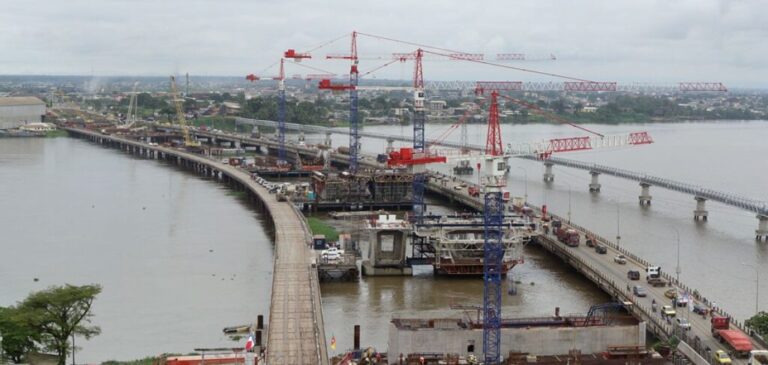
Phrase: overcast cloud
[{"left": 1, "top": 0, "right": 766, "bottom": 86}]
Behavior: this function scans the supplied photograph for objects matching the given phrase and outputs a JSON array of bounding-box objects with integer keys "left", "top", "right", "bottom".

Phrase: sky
[{"left": 1, "top": 0, "right": 767, "bottom": 87}]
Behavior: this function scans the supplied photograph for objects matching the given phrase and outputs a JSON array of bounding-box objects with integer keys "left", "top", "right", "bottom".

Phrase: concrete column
[
  {"left": 589, "top": 171, "right": 601, "bottom": 192},
  {"left": 543, "top": 161, "right": 555, "bottom": 182},
  {"left": 756, "top": 214, "right": 768, "bottom": 241},
  {"left": 638, "top": 183, "right": 652, "bottom": 205},
  {"left": 324, "top": 132, "right": 332, "bottom": 147},
  {"left": 386, "top": 138, "right": 395, "bottom": 154},
  {"left": 693, "top": 197, "right": 709, "bottom": 221}
]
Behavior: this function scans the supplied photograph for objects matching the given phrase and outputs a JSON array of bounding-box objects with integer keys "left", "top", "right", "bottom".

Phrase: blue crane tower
[
  {"left": 411, "top": 49, "right": 426, "bottom": 222},
  {"left": 481, "top": 157, "right": 507, "bottom": 365},
  {"left": 348, "top": 32, "right": 360, "bottom": 173},
  {"left": 277, "top": 58, "right": 287, "bottom": 164}
]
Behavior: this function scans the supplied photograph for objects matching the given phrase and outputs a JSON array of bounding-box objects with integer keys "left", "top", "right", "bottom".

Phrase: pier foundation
[
  {"left": 638, "top": 183, "right": 652, "bottom": 206},
  {"left": 693, "top": 197, "right": 709, "bottom": 221},
  {"left": 543, "top": 161, "right": 554, "bottom": 182},
  {"left": 589, "top": 171, "right": 601, "bottom": 192},
  {"left": 361, "top": 215, "right": 412, "bottom": 276},
  {"left": 757, "top": 214, "right": 768, "bottom": 241}
]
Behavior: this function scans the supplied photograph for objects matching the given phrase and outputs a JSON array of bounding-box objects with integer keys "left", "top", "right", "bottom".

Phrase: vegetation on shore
[
  {"left": 0, "top": 284, "right": 102, "bottom": 365},
  {"left": 307, "top": 217, "right": 339, "bottom": 241},
  {"left": 46, "top": 129, "right": 69, "bottom": 138}
]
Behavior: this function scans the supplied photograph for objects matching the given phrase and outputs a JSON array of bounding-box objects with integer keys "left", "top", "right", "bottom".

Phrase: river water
[
  {"left": 1, "top": 120, "right": 766, "bottom": 362},
  {"left": 0, "top": 138, "right": 274, "bottom": 362}
]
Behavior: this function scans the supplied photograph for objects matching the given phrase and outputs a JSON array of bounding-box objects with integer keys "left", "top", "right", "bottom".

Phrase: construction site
[{"left": 52, "top": 25, "right": 768, "bottom": 365}]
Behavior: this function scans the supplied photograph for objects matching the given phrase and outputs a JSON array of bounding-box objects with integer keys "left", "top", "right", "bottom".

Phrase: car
[
  {"left": 614, "top": 254, "right": 627, "bottom": 264},
  {"left": 632, "top": 285, "right": 647, "bottom": 297},
  {"left": 627, "top": 270, "right": 640, "bottom": 280},
  {"left": 675, "top": 317, "right": 692, "bottom": 330},
  {"left": 662, "top": 305, "right": 677, "bottom": 317},
  {"left": 692, "top": 303, "right": 709, "bottom": 316},
  {"left": 714, "top": 350, "right": 732, "bottom": 364},
  {"left": 453, "top": 185, "right": 463, "bottom": 190},
  {"left": 595, "top": 245, "right": 607, "bottom": 254},
  {"left": 664, "top": 288, "right": 677, "bottom": 299}
]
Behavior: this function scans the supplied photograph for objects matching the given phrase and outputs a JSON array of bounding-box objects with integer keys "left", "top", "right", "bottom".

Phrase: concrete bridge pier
[
  {"left": 756, "top": 214, "right": 768, "bottom": 241},
  {"left": 386, "top": 138, "right": 395, "bottom": 154},
  {"left": 638, "top": 183, "right": 652, "bottom": 206},
  {"left": 589, "top": 171, "right": 601, "bottom": 192},
  {"left": 543, "top": 161, "right": 555, "bottom": 182},
  {"left": 693, "top": 197, "right": 709, "bottom": 221},
  {"left": 324, "top": 132, "right": 332, "bottom": 147}
]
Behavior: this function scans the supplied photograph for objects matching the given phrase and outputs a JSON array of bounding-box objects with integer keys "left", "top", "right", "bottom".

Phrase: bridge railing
[{"left": 537, "top": 156, "right": 768, "bottom": 215}]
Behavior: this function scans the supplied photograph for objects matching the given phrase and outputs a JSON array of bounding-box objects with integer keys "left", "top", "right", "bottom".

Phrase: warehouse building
[{"left": 0, "top": 97, "right": 46, "bottom": 129}]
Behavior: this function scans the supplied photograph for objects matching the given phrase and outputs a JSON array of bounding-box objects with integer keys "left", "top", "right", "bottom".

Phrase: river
[
  {"left": 0, "top": 137, "right": 274, "bottom": 362},
  {"left": 1, "top": 120, "right": 766, "bottom": 362}
]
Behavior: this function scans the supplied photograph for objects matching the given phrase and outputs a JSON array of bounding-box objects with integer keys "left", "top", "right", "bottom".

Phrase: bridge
[
  {"left": 231, "top": 118, "right": 768, "bottom": 240},
  {"left": 68, "top": 125, "right": 767, "bottom": 364},
  {"left": 522, "top": 155, "right": 768, "bottom": 239},
  {"left": 64, "top": 127, "right": 329, "bottom": 365},
  {"left": 424, "top": 171, "right": 767, "bottom": 365}
]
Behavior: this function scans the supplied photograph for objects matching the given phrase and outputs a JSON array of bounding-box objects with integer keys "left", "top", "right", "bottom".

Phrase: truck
[
  {"left": 749, "top": 350, "right": 768, "bottom": 365},
  {"left": 712, "top": 316, "right": 753, "bottom": 358},
  {"left": 646, "top": 266, "right": 668, "bottom": 287},
  {"left": 563, "top": 229, "right": 580, "bottom": 247},
  {"left": 468, "top": 186, "right": 480, "bottom": 197}
]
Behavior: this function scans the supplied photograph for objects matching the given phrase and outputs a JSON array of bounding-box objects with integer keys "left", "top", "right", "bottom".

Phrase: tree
[
  {"left": 0, "top": 307, "right": 39, "bottom": 363},
  {"left": 17, "top": 284, "right": 101, "bottom": 365},
  {"left": 746, "top": 311, "right": 768, "bottom": 337}
]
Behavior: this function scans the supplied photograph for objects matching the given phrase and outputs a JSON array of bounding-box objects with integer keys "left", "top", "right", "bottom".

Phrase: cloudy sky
[{"left": 2, "top": 0, "right": 766, "bottom": 87}]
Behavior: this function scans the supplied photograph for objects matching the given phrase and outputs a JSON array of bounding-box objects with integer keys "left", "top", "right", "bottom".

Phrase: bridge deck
[
  {"left": 64, "top": 128, "right": 328, "bottom": 365},
  {"left": 425, "top": 172, "right": 766, "bottom": 365}
]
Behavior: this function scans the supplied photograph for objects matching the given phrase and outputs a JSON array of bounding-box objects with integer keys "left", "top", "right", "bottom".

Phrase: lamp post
[
  {"left": 516, "top": 167, "right": 528, "bottom": 204},
  {"left": 672, "top": 227, "right": 681, "bottom": 283},
  {"left": 742, "top": 263, "right": 759, "bottom": 315},
  {"left": 563, "top": 182, "right": 572, "bottom": 223}
]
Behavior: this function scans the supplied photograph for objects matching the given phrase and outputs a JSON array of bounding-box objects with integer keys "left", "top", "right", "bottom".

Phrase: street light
[
  {"left": 563, "top": 182, "right": 572, "bottom": 223},
  {"left": 671, "top": 227, "right": 681, "bottom": 283},
  {"left": 516, "top": 167, "right": 528, "bottom": 203},
  {"left": 742, "top": 263, "right": 759, "bottom": 315}
]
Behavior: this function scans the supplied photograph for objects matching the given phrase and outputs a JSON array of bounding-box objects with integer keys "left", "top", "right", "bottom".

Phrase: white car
[
  {"left": 614, "top": 254, "right": 627, "bottom": 264},
  {"left": 675, "top": 317, "right": 691, "bottom": 330},
  {"left": 321, "top": 247, "right": 344, "bottom": 261}
]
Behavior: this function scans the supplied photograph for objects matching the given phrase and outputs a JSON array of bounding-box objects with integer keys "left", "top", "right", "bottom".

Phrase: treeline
[{"left": 506, "top": 95, "right": 760, "bottom": 124}]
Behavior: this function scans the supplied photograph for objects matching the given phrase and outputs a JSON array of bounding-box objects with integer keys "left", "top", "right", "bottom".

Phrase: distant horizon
[{"left": 1, "top": 74, "right": 766, "bottom": 90}]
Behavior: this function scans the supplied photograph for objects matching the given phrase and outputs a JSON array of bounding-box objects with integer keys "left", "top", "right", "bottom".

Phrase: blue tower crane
[
  {"left": 277, "top": 58, "right": 287, "bottom": 164},
  {"left": 411, "top": 49, "right": 426, "bottom": 222},
  {"left": 480, "top": 157, "right": 507, "bottom": 365}
]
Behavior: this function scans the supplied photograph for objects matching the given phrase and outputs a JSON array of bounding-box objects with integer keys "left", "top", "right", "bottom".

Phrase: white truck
[{"left": 646, "top": 266, "right": 668, "bottom": 287}]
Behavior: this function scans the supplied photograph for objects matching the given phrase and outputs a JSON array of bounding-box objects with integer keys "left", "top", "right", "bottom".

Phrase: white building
[{"left": 0, "top": 97, "right": 46, "bottom": 129}]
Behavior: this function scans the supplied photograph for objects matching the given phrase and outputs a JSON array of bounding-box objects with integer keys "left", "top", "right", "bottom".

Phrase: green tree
[
  {"left": 746, "top": 311, "right": 768, "bottom": 336},
  {"left": 17, "top": 284, "right": 101, "bottom": 365},
  {"left": 0, "top": 307, "right": 39, "bottom": 363}
]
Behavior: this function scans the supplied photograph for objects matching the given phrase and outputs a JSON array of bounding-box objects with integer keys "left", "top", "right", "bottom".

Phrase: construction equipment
[
  {"left": 480, "top": 154, "right": 507, "bottom": 365},
  {"left": 169, "top": 76, "right": 202, "bottom": 151},
  {"left": 319, "top": 31, "right": 361, "bottom": 173},
  {"left": 246, "top": 59, "right": 288, "bottom": 165}
]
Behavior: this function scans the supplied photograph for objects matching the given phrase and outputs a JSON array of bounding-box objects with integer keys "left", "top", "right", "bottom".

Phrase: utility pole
[
  {"left": 517, "top": 167, "right": 528, "bottom": 204},
  {"left": 673, "top": 227, "right": 681, "bottom": 283},
  {"left": 616, "top": 203, "right": 621, "bottom": 247},
  {"left": 742, "top": 263, "right": 759, "bottom": 315}
]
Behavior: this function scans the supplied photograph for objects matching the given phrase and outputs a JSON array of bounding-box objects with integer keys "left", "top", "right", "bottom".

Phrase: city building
[{"left": 0, "top": 97, "right": 46, "bottom": 129}]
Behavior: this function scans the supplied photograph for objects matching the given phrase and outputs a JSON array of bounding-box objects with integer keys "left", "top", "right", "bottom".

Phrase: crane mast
[
  {"left": 169, "top": 76, "right": 201, "bottom": 150},
  {"left": 412, "top": 48, "right": 427, "bottom": 223},
  {"left": 348, "top": 31, "right": 360, "bottom": 173},
  {"left": 277, "top": 58, "right": 287, "bottom": 165}
]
